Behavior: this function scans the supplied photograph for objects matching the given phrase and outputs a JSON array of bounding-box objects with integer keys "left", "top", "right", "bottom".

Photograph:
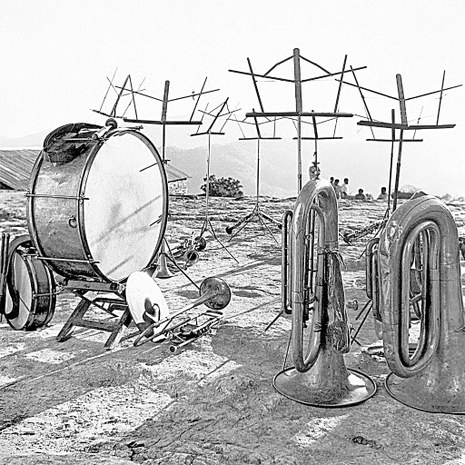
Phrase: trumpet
[
  {"left": 273, "top": 179, "right": 376, "bottom": 407},
  {"left": 155, "top": 235, "right": 207, "bottom": 278},
  {"left": 378, "top": 195, "right": 465, "bottom": 413},
  {"left": 168, "top": 315, "right": 222, "bottom": 353},
  {"left": 169, "top": 235, "right": 207, "bottom": 269},
  {"left": 133, "top": 276, "right": 231, "bottom": 347}
]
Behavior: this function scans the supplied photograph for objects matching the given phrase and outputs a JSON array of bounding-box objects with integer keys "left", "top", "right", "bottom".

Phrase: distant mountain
[
  {"left": 166, "top": 141, "right": 298, "bottom": 198},
  {"left": 0, "top": 129, "right": 50, "bottom": 148},
  {"left": 2, "top": 129, "right": 434, "bottom": 199}
]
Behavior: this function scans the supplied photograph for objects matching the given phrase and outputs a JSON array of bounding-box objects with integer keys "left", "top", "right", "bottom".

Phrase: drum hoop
[
  {"left": 27, "top": 248, "right": 57, "bottom": 327},
  {"left": 78, "top": 128, "right": 169, "bottom": 283},
  {"left": 27, "top": 153, "right": 52, "bottom": 274},
  {"left": 21, "top": 248, "right": 40, "bottom": 328}
]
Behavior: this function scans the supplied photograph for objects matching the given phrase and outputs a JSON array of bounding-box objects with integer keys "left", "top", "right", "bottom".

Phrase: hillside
[{"left": 2, "top": 128, "right": 464, "bottom": 200}]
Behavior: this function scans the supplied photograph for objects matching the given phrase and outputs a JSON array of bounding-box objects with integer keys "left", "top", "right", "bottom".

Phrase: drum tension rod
[
  {"left": 26, "top": 193, "right": 89, "bottom": 201},
  {"left": 32, "top": 291, "right": 59, "bottom": 298},
  {"left": 35, "top": 256, "right": 99, "bottom": 264}
]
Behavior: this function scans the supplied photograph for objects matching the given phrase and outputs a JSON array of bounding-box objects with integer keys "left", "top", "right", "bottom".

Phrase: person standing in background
[
  {"left": 333, "top": 179, "right": 341, "bottom": 198},
  {"left": 340, "top": 178, "right": 350, "bottom": 198}
]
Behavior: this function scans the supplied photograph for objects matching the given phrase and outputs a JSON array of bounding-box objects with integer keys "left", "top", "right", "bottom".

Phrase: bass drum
[
  {"left": 4, "top": 235, "right": 56, "bottom": 330},
  {"left": 27, "top": 122, "right": 168, "bottom": 283}
]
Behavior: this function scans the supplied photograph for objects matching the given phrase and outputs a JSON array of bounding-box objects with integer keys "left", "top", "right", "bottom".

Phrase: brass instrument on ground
[
  {"left": 273, "top": 179, "right": 376, "bottom": 407},
  {"left": 170, "top": 235, "right": 207, "bottom": 269},
  {"left": 378, "top": 195, "right": 465, "bottom": 413},
  {"left": 156, "top": 235, "right": 208, "bottom": 278},
  {"left": 342, "top": 219, "right": 386, "bottom": 245},
  {"left": 133, "top": 276, "right": 231, "bottom": 349}
]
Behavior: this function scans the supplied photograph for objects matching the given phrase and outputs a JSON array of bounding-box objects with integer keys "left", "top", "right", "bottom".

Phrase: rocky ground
[{"left": 0, "top": 190, "right": 465, "bottom": 465}]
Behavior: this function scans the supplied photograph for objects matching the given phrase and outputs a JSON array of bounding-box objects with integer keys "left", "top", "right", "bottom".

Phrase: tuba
[
  {"left": 273, "top": 179, "right": 376, "bottom": 406},
  {"left": 378, "top": 195, "right": 465, "bottom": 413}
]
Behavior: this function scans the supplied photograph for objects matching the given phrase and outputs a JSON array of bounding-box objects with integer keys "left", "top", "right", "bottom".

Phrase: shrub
[{"left": 200, "top": 175, "right": 243, "bottom": 197}]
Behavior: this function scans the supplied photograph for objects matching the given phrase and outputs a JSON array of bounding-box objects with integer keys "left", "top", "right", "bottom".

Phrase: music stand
[
  {"left": 191, "top": 98, "right": 239, "bottom": 263},
  {"left": 352, "top": 71, "right": 462, "bottom": 212},
  {"left": 230, "top": 50, "right": 366, "bottom": 193},
  {"left": 93, "top": 74, "right": 220, "bottom": 277},
  {"left": 226, "top": 111, "right": 282, "bottom": 244}
]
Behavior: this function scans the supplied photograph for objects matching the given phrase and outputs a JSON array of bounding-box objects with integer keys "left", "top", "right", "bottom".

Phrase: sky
[{"left": 1, "top": 0, "right": 464, "bottom": 197}]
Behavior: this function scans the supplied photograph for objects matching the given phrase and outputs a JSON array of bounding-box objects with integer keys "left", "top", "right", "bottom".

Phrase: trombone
[{"left": 133, "top": 276, "right": 231, "bottom": 347}]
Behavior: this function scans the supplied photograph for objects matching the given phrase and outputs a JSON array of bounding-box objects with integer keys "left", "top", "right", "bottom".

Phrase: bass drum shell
[
  {"left": 27, "top": 125, "right": 168, "bottom": 283},
  {"left": 4, "top": 236, "right": 56, "bottom": 330}
]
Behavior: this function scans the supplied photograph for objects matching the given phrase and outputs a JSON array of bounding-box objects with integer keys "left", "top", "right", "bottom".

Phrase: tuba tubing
[
  {"left": 281, "top": 210, "right": 293, "bottom": 315},
  {"left": 365, "top": 237, "right": 383, "bottom": 337},
  {"left": 379, "top": 195, "right": 463, "bottom": 378},
  {"left": 289, "top": 180, "right": 350, "bottom": 372},
  {"left": 273, "top": 178, "right": 376, "bottom": 407}
]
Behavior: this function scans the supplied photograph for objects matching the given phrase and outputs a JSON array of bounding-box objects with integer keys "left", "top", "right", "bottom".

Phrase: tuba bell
[
  {"left": 273, "top": 179, "right": 376, "bottom": 406},
  {"left": 378, "top": 195, "right": 465, "bottom": 413}
]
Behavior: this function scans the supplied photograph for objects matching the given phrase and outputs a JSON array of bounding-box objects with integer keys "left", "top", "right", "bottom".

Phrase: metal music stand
[
  {"left": 230, "top": 49, "right": 366, "bottom": 193},
  {"left": 225, "top": 112, "right": 282, "bottom": 244},
  {"left": 346, "top": 70, "right": 461, "bottom": 213},
  {"left": 94, "top": 74, "right": 220, "bottom": 277},
  {"left": 190, "top": 98, "right": 239, "bottom": 263}
]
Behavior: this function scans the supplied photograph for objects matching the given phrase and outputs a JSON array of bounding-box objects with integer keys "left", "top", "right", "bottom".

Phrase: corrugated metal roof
[
  {"left": 0, "top": 149, "right": 190, "bottom": 190},
  {"left": 0, "top": 148, "right": 39, "bottom": 190}
]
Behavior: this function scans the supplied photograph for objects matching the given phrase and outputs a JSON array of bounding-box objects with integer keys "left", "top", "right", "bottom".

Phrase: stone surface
[{"left": 0, "top": 190, "right": 464, "bottom": 465}]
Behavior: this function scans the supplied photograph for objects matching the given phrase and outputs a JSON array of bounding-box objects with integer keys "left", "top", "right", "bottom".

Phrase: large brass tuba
[
  {"left": 379, "top": 195, "right": 465, "bottom": 413},
  {"left": 273, "top": 179, "right": 376, "bottom": 406}
]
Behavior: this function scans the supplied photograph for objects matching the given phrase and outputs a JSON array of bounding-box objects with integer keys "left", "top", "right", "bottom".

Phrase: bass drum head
[
  {"left": 125, "top": 271, "right": 169, "bottom": 324},
  {"left": 83, "top": 131, "right": 168, "bottom": 282},
  {"left": 4, "top": 237, "right": 56, "bottom": 331}
]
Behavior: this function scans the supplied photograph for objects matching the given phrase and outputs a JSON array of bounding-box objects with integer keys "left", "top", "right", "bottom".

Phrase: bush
[{"left": 200, "top": 175, "right": 243, "bottom": 197}]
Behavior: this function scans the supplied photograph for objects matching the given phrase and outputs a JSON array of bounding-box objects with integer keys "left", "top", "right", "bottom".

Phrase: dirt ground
[{"left": 1, "top": 190, "right": 465, "bottom": 465}]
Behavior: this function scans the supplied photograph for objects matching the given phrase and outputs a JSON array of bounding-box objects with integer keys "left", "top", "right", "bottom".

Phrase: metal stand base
[
  {"left": 198, "top": 217, "right": 238, "bottom": 263},
  {"left": 273, "top": 366, "right": 376, "bottom": 407},
  {"left": 226, "top": 203, "right": 280, "bottom": 244}
]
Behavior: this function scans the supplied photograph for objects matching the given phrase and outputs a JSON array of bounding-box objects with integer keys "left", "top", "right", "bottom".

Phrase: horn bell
[{"left": 379, "top": 195, "right": 465, "bottom": 413}]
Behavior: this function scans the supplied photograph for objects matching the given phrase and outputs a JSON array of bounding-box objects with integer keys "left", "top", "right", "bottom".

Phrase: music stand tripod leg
[
  {"left": 227, "top": 209, "right": 257, "bottom": 240},
  {"left": 257, "top": 211, "right": 280, "bottom": 245},
  {"left": 207, "top": 218, "right": 239, "bottom": 263},
  {"left": 350, "top": 300, "right": 372, "bottom": 346}
]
